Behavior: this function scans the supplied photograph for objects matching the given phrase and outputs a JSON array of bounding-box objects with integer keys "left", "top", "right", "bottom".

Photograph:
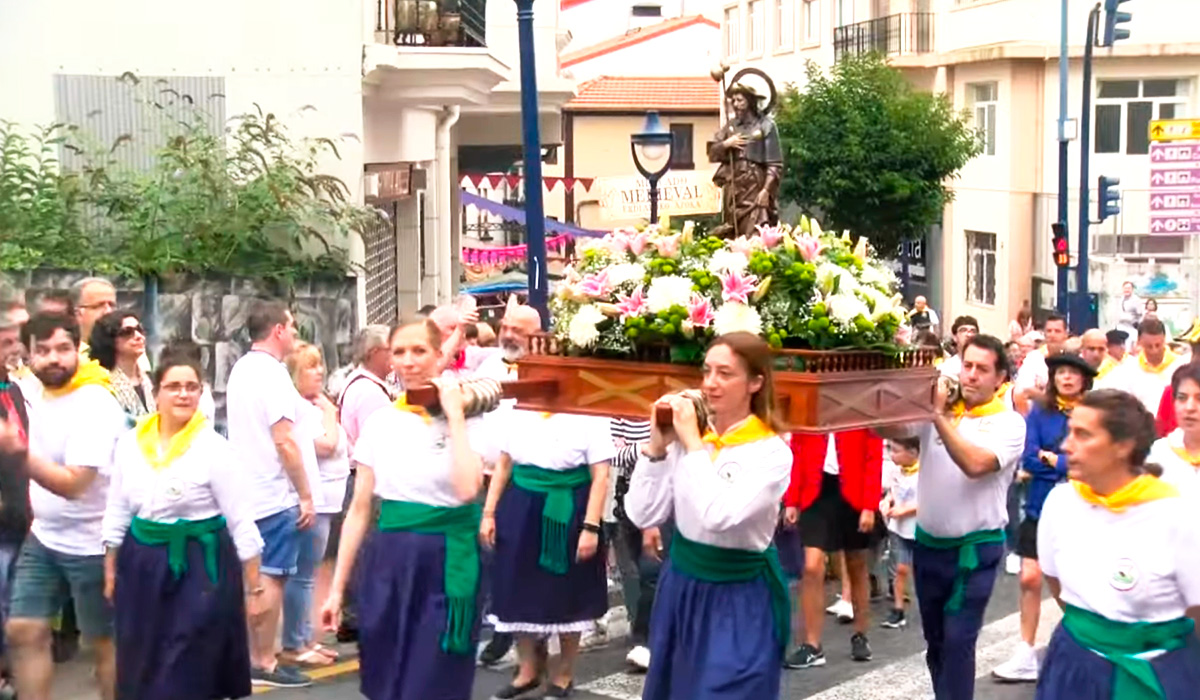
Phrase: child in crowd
[{"left": 880, "top": 437, "right": 919, "bottom": 629}]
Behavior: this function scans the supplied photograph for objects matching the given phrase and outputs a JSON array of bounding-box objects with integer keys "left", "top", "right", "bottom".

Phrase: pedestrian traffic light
[
  {"left": 1052, "top": 223, "right": 1070, "bottom": 268},
  {"left": 1101, "top": 0, "right": 1132, "bottom": 46},
  {"left": 1098, "top": 175, "right": 1121, "bottom": 222}
]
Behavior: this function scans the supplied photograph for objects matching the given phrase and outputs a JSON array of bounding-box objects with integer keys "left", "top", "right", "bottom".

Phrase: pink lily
[
  {"left": 651, "top": 234, "right": 681, "bottom": 258},
  {"left": 730, "top": 236, "right": 759, "bottom": 256},
  {"left": 603, "top": 232, "right": 630, "bottom": 256},
  {"left": 755, "top": 224, "right": 785, "bottom": 249},
  {"left": 615, "top": 285, "right": 647, "bottom": 320},
  {"left": 795, "top": 235, "right": 825, "bottom": 262},
  {"left": 719, "top": 270, "right": 759, "bottom": 305},
  {"left": 686, "top": 293, "right": 715, "bottom": 328},
  {"left": 578, "top": 269, "right": 613, "bottom": 298},
  {"left": 626, "top": 231, "right": 651, "bottom": 256}
]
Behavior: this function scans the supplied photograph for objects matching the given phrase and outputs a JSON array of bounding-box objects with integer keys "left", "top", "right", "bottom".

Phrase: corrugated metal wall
[{"left": 53, "top": 74, "right": 226, "bottom": 171}]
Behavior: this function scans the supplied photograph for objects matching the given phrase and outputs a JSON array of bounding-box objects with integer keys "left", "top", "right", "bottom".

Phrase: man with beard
[
  {"left": 709, "top": 82, "right": 783, "bottom": 239},
  {"left": 0, "top": 313, "right": 125, "bottom": 700}
]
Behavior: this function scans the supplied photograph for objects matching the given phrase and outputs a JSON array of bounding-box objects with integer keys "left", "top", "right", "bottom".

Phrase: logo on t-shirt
[
  {"left": 1109, "top": 558, "right": 1139, "bottom": 591},
  {"left": 717, "top": 462, "right": 739, "bottom": 483}
]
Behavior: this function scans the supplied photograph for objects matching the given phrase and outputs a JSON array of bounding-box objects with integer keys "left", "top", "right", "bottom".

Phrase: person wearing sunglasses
[{"left": 89, "top": 310, "right": 154, "bottom": 420}]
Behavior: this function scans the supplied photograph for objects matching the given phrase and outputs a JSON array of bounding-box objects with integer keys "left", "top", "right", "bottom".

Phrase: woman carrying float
[
  {"left": 320, "top": 320, "right": 492, "bottom": 700},
  {"left": 102, "top": 346, "right": 264, "bottom": 700},
  {"left": 624, "top": 331, "right": 793, "bottom": 700}
]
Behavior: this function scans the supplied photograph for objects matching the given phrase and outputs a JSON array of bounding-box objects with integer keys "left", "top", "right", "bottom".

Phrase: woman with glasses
[
  {"left": 89, "top": 311, "right": 153, "bottom": 419},
  {"left": 101, "top": 345, "right": 264, "bottom": 700}
]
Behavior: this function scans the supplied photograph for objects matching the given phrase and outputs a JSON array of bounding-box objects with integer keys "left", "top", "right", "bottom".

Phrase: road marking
[
  {"left": 252, "top": 659, "right": 361, "bottom": 694},
  {"left": 579, "top": 598, "right": 1061, "bottom": 700}
]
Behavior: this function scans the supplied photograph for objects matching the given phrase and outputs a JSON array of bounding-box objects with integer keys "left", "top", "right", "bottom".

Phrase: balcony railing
[
  {"left": 833, "top": 13, "right": 934, "bottom": 61},
  {"left": 376, "top": 0, "right": 486, "bottom": 48}
]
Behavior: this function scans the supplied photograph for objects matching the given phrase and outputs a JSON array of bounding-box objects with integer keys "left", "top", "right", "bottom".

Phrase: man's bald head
[
  {"left": 499, "top": 305, "right": 542, "bottom": 360},
  {"left": 1079, "top": 329, "right": 1109, "bottom": 369}
]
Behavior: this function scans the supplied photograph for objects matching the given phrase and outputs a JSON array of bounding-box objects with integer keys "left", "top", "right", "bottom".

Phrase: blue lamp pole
[
  {"left": 515, "top": 0, "right": 549, "bottom": 329},
  {"left": 630, "top": 111, "right": 674, "bottom": 225}
]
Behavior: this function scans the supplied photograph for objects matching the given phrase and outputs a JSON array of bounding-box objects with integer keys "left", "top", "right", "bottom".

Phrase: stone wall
[{"left": 3, "top": 269, "right": 357, "bottom": 426}]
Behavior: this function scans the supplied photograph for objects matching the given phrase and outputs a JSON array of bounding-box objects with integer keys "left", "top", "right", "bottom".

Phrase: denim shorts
[
  {"left": 257, "top": 506, "right": 301, "bottom": 577},
  {"left": 889, "top": 531, "right": 915, "bottom": 568},
  {"left": 8, "top": 535, "right": 113, "bottom": 640}
]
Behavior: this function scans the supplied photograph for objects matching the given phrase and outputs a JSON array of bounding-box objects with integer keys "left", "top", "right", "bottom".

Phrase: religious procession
[{"left": 2, "top": 1, "right": 1200, "bottom": 700}]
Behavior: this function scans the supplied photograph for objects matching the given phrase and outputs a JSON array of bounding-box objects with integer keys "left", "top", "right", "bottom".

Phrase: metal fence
[
  {"left": 362, "top": 202, "right": 400, "bottom": 326},
  {"left": 833, "top": 13, "right": 934, "bottom": 61},
  {"left": 375, "top": 0, "right": 486, "bottom": 48}
]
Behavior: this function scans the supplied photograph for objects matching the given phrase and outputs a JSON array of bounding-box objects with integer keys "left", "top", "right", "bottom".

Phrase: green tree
[{"left": 776, "top": 54, "right": 982, "bottom": 265}]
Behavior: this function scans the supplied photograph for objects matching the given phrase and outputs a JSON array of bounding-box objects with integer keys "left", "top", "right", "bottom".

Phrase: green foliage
[
  {"left": 775, "top": 54, "right": 983, "bottom": 256},
  {"left": 0, "top": 76, "right": 378, "bottom": 285}
]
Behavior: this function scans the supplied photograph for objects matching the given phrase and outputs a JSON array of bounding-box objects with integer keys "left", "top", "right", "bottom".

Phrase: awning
[{"left": 461, "top": 190, "right": 606, "bottom": 238}]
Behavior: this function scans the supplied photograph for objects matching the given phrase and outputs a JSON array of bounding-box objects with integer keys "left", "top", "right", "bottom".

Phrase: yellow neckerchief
[
  {"left": 1137, "top": 348, "right": 1178, "bottom": 374},
  {"left": 899, "top": 459, "right": 919, "bottom": 476},
  {"left": 135, "top": 411, "right": 209, "bottom": 471},
  {"left": 43, "top": 359, "right": 113, "bottom": 399},
  {"left": 950, "top": 388, "right": 1009, "bottom": 427},
  {"left": 1095, "top": 355, "right": 1118, "bottom": 380},
  {"left": 1168, "top": 429, "right": 1200, "bottom": 467},
  {"left": 1071, "top": 474, "right": 1178, "bottom": 513},
  {"left": 394, "top": 394, "right": 432, "bottom": 425},
  {"left": 702, "top": 414, "right": 775, "bottom": 460},
  {"left": 1055, "top": 395, "right": 1081, "bottom": 414},
  {"left": 933, "top": 356, "right": 944, "bottom": 367}
]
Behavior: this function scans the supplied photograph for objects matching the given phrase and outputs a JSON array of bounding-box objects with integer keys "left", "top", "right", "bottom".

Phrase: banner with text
[{"left": 593, "top": 170, "right": 721, "bottom": 223}]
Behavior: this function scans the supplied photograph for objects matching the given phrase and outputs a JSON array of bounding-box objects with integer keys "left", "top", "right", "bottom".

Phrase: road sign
[
  {"left": 1150, "top": 119, "right": 1200, "bottom": 142},
  {"left": 1150, "top": 139, "right": 1200, "bottom": 236}
]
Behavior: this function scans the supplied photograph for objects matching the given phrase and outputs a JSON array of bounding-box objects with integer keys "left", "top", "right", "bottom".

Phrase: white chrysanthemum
[
  {"left": 645, "top": 275, "right": 695, "bottom": 313},
  {"left": 713, "top": 303, "right": 763, "bottom": 336},
  {"left": 567, "top": 304, "right": 606, "bottom": 347},
  {"left": 707, "top": 249, "right": 749, "bottom": 274},
  {"left": 607, "top": 262, "right": 646, "bottom": 287},
  {"left": 826, "top": 293, "right": 871, "bottom": 327},
  {"left": 859, "top": 263, "right": 895, "bottom": 289},
  {"left": 816, "top": 262, "right": 859, "bottom": 295}
]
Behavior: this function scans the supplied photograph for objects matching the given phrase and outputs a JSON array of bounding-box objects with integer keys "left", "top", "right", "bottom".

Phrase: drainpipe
[{"left": 436, "top": 105, "right": 461, "bottom": 304}]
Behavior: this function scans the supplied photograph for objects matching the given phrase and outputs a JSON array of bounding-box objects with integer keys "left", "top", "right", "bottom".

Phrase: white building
[
  {"left": 0, "top": 0, "right": 575, "bottom": 324},
  {"left": 721, "top": 0, "right": 1200, "bottom": 336},
  {"left": 561, "top": 0, "right": 722, "bottom": 54}
]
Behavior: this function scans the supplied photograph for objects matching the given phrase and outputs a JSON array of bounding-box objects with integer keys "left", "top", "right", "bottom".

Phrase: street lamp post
[
  {"left": 630, "top": 111, "right": 674, "bottom": 224},
  {"left": 514, "top": 0, "right": 549, "bottom": 329}
]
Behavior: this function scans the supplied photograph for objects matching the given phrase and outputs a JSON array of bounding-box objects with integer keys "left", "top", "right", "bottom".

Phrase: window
[
  {"left": 775, "top": 0, "right": 794, "bottom": 51},
  {"left": 967, "top": 82, "right": 998, "bottom": 157},
  {"left": 1094, "top": 79, "right": 1189, "bottom": 155},
  {"left": 966, "top": 231, "right": 997, "bottom": 306},
  {"left": 836, "top": 0, "right": 854, "bottom": 26},
  {"left": 669, "top": 123, "right": 695, "bottom": 170},
  {"left": 747, "top": 0, "right": 765, "bottom": 55},
  {"left": 631, "top": 4, "right": 662, "bottom": 17},
  {"left": 802, "top": 0, "right": 819, "bottom": 43},
  {"left": 724, "top": 6, "right": 740, "bottom": 58}
]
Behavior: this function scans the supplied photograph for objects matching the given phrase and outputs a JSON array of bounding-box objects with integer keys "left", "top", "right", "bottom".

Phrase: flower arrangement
[{"left": 550, "top": 217, "right": 908, "bottom": 364}]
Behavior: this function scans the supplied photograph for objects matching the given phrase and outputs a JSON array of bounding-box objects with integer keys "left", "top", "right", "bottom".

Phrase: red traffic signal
[{"left": 1052, "top": 223, "right": 1070, "bottom": 268}]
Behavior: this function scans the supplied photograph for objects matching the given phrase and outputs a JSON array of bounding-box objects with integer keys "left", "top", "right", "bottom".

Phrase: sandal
[
  {"left": 292, "top": 648, "right": 335, "bottom": 667},
  {"left": 311, "top": 643, "right": 339, "bottom": 661}
]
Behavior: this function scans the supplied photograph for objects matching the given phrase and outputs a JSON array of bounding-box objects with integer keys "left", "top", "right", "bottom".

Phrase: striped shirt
[{"left": 610, "top": 418, "right": 652, "bottom": 477}]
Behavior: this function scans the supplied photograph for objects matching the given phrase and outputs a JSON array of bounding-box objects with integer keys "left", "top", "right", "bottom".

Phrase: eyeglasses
[
  {"left": 80, "top": 301, "right": 117, "bottom": 311},
  {"left": 159, "top": 382, "right": 202, "bottom": 395},
  {"left": 117, "top": 325, "right": 145, "bottom": 338}
]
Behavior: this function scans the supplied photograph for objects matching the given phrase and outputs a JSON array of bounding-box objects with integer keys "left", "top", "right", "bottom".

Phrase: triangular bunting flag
[
  {"left": 544, "top": 176, "right": 560, "bottom": 191},
  {"left": 485, "top": 174, "right": 504, "bottom": 189}
]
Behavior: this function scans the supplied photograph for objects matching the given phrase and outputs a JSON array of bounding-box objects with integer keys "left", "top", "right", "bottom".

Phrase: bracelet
[
  {"left": 640, "top": 446, "right": 667, "bottom": 462},
  {"left": 581, "top": 522, "right": 601, "bottom": 534}
]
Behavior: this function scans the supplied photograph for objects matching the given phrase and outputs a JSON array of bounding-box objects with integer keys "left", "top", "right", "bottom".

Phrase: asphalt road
[{"left": 255, "top": 573, "right": 1050, "bottom": 700}]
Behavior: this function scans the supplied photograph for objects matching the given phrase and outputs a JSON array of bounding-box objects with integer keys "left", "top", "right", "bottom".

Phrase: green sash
[
  {"left": 130, "top": 515, "right": 226, "bottom": 584},
  {"left": 1062, "top": 604, "right": 1194, "bottom": 700},
  {"left": 510, "top": 464, "right": 591, "bottom": 575},
  {"left": 669, "top": 534, "right": 791, "bottom": 652},
  {"left": 377, "top": 500, "right": 481, "bottom": 656},
  {"left": 915, "top": 526, "right": 1005, "bottom": 613}
]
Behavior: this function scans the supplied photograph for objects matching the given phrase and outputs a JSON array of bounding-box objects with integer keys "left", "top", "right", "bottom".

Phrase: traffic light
[
  {"left": 1101, "top": 0, "right": 1132, "bottom": 46},
  {"left": 1098, "top": 175, "right": 1121, "bottom": 222},
  {"left": 1052, "top": 222, "right": 1070, "bottom": 269}
]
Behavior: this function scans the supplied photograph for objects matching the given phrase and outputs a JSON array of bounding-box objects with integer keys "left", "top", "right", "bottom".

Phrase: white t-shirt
[
  {"left": 295, "top": 401, "right": 327, "bottom": 513},
  {"left": 884, "top": 460, "right": 919, "bottom": 540},
  {"left": 317, "top": 424, "right": 351, "bottom": 514},
  {"left": 1015, "top": 349, "right": 1048, "bottom": 392},
  {"left": 1095, "top": 354, "right": 1188, "bottom": 413},
  {"left": 499, "top": 412, "right": 616, "bottom": 472},
  {"left": 1148, "top": 431, "right": 1200, "bottom": 499},
  {"left": 938, "top": 354, "right": 962, "bottom": 378},
  {"left": 353, "top": 406, "right": 492, "bottom": 507},
  {"left": 915, "top": 410, "right": 1026, "bottom": 538},
  {"left": 822, "top": 435, "right": 840, "bottom": 476},
  {"left": 1038, "top": 483, "right": 1200, "bottom": 623},
  {"left": 224, "top": 350, "right": 303, "bottom": 520},
  {"left": 29, "top": 384, "right": 127, "bottom": 556}
]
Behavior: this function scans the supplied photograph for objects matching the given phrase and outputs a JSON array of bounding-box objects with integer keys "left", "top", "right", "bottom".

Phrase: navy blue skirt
[
  {"left": 355, "top": 529, "right": 480, "bottom": 700},
  {"left": 491, "top": 478, "right": 607, "bottom": 629},
  {"left": 772, "top": 523, "right": 803, "bottom": 580},
  {"left": 643, "top": 559, "right": 782, "bottom": 700},
  {"left": 114, "top": 527, "right": 250, "bottom": 700},
  {"left": 1037, "top": 623, "right": 1200, "bottom": 700}
]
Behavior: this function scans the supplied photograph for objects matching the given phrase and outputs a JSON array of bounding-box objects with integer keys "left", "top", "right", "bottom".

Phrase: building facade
[{"left": 721, "top": 0, "right": 1200, "bottom": 335}]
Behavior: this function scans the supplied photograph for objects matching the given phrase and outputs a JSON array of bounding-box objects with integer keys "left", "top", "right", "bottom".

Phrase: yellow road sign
[{"left": 1150, "top": 119, "right": 1200, "bottom": 142}]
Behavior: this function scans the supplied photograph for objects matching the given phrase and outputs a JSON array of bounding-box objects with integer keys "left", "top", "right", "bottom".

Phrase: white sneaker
[
  {"left": 826, "top": 597, "right": 854, "bottom": 622},
  {"left": 1005, "top": 553, "right": 1021, "bottom": 575},
  {"left": 992, "top": 642, "right": 1039, "bottom": 682},
  {"left": 626, "top": 645, "right": 651, "bottom": 670}
]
